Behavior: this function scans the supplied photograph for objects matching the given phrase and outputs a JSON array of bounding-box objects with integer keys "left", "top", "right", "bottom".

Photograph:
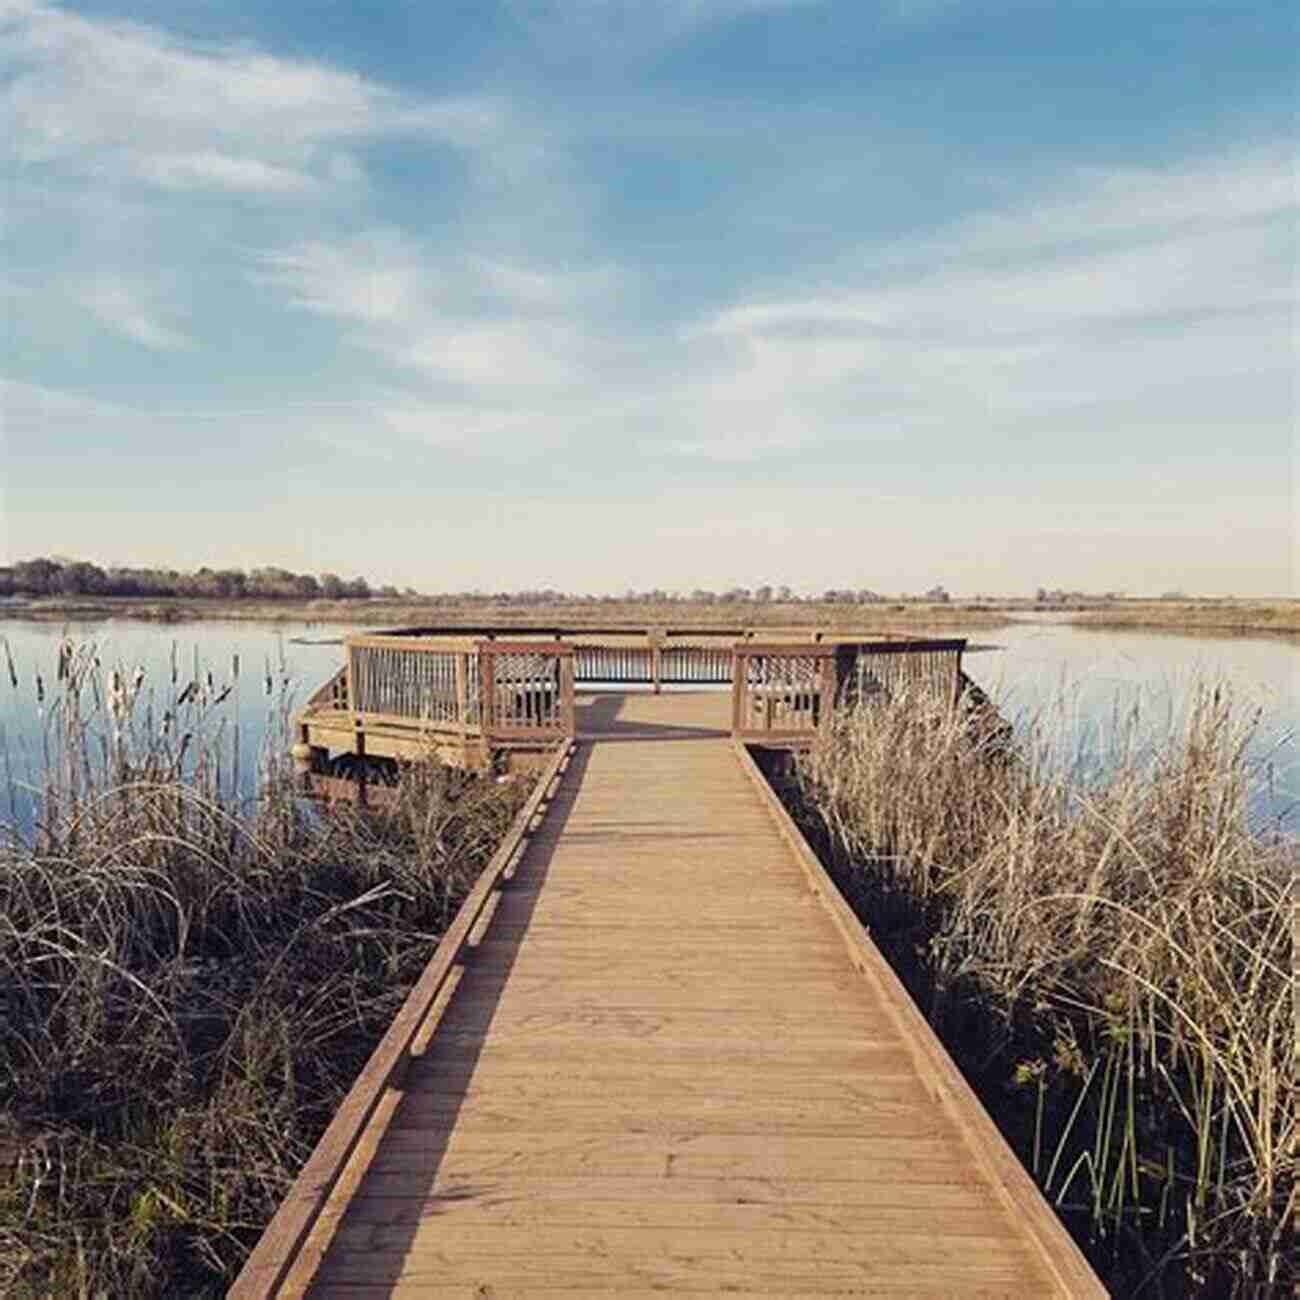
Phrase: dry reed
[
  {"left": 0, "top": 641, "right": 528, "bottom": 1297},
  {"left": 800, "top": 680, "right": 1295, "bottom": 1297}
]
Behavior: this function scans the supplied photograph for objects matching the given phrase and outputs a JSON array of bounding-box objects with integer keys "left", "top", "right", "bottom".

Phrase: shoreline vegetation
[
  {"left": 2, "top": 556, "right": 1296, "bottom": 637},
  {"left": 3, "top": 593, "right": 1298, "bottom": 639},
  {"left": 791, "top": 684, "right": 1296, "bottom": 1297},
  {"left": 0, "top": 643, "right": 532, "bottom": 1298}
]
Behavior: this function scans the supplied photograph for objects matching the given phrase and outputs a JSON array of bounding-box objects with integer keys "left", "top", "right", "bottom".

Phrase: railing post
[
  {"left": 478, "top": 643, "right": 495, "bottom": 738},
  {"left": 818, "top": 655, "right": 835, "bottom": 733},
  {"left": 455, "top": 651, "right": 468, "bottom": 730},
  {"left": 346, "top": 641, "right": 359, "bottom": 717},
  {"left": 731, "top": 648, "right": 747, "bottom": 736},
  {"left": 833, "top": 645, "right": 856, "bottom": 712},
  {"left": 559, "top": 652, "right": 575, "bottom": 738},
  {"left": 650, "top": 626, "right": 664, "bottom": 694}
]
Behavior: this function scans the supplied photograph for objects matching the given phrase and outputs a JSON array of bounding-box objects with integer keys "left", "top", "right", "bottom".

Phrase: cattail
[
  {"left": 34, "top": 671, "right": 44, "bottom": 705},
  {"left": 108, "top": 670, "right": 127, "bottom": 723},
  {"left": 2, "top": 637, "right": 16, "bottom": 690},
  {"left": 176, "top": 681, "right": 196, "bottom": 707}
]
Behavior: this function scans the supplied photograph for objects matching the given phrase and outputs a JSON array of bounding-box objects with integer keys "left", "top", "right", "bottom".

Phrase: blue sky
[{"left": 2, "top": 0, "right": 1295, "bottom": 595}]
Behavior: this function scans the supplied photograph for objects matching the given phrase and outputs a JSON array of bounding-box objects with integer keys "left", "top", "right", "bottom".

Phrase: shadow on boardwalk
[
  {"left": 577, "top": 691, "right": 727, "bottom": 741},
  {"left": 306, "top": 745, "right": 593, "bottom": 1288}
]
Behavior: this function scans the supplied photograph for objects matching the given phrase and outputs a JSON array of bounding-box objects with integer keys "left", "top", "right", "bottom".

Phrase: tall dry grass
[
  {"left": 0, "top": 640, "right": 528, "bottom": 1297},
  {"left": 800, "top": 681, "right": 1295, "bottom": 1296}
]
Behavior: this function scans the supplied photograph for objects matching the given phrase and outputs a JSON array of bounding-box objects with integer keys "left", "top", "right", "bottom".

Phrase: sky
[{"left": 2, "top": 0, "right": 1296, "bottom": 597}]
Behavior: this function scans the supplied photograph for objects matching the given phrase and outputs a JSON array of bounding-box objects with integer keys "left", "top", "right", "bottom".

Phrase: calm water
[
  {"left": 0, "top": 618, "right": 356, "bottom": 834},
  {"left": 2, "top": 616, "right": 1296, "bottom": 834},
  {"left": 969, "top": 620, "right": 1299, "bottom": 830}
]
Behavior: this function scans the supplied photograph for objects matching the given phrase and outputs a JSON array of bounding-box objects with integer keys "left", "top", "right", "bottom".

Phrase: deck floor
[{"left": 307, "top": 692, "right": 1066, "bottom": 1297}]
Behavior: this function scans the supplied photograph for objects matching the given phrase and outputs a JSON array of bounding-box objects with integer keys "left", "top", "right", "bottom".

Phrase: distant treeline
[
  {"left": 0, "top": 558, "right": 390, "bottom": 601},
  {"left": 0, "top": 562, "right": 910, "bottom": 605},
  {"left": 0, "top": 558, "right": 1137, "bottom": 606}
]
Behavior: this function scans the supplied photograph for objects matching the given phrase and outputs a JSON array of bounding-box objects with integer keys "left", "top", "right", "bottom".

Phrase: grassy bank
[
  {"left": 1067, "top": 600, "right": 1300, "bottom": 639},
  {"left": 796, "top": 683, "right": 1295, "bottom": 1296},
  {"left": 7, "top": 593, "right": 1297, "bottom": 639},
  {"left": 0, "top": 645, "right": 530, "bottom": 1297},
  {"left": 2, "top": 594, "right": 1013, "bottom": 630}
]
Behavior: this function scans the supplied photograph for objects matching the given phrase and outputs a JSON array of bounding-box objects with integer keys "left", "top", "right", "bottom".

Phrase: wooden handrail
[
  {"left": 739, "top": 643, "right": 836, "bottom": 657},
  {"left": 299, "top": 665, "right": 347, "bottom": 712},
  {"left": 229, "top": 741, "right": 574, "bottom": 1299},
  {"left": 346, "top": 633, "right": 482, "bottom": 654},
  {"left": 730, "top": 742, "right": 1108, "bottom": 1298}
]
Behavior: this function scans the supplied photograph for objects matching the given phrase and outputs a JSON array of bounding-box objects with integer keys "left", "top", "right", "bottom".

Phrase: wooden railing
[
  {"left": 572, "top": 643, "right": 653, "bottom": 685},
  {"left": 659, "top": 644, "right": 733, "bottom": 685},
  {"left": 732, "top": 638, "right": 966, "bottom": 742},
  {"left": 480, "top": 641, "right": 575, "bottom": 741},
  {"left": 302, "top": 664, "right": 349, "bottom": 713},
  {"left": 344, "top": 638, "right": 575, "bottom": 743},
  {"left": 732, "top": 645, "right": 835, "bottom": 741},
  {"left": 316, "top": 631, "right": 965, "bottom": 751},
  {"left": 348, "top": 636, "right": 478, "bottom": 729},
  {"left": 836, "top": 638, "right": 965, "bottom": 708},
  {"left": 570, "top": 642, "right": 734, "bottom": 690}
]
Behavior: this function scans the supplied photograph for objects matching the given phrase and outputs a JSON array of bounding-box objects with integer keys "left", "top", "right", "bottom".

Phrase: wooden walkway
[{"left": 259, "top": 692, "right": 1104, "bottom": 1297}]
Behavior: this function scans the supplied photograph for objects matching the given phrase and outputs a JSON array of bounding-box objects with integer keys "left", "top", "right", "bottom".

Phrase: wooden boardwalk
[{"left": 255, "top": 692, "right": 1104, "bottom": 1297}]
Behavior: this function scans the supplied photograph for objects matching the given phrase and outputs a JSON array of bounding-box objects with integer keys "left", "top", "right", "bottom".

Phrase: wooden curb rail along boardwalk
[{"left": 240, "top": 642, "right": 1107, "bottom": 1297}]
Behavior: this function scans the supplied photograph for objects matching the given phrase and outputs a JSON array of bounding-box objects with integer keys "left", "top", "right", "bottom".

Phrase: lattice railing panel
[
  {"left": 481, "top": 644, "right": 574, "bottom": 737},
  {"left": 573, "top": 645, "right": 652, "bottom": 684},
  {"left": 659, "top": 646, "right": 733, "bottom": 684},
  {"left": 734, "top": 649, "right": 830, "bottom": 736},
  {"left": 846, "top": 643, "right": 963, "bottom": 708},
  {"left": 349, "top": 644, "right": 471, "bottom": 726}
]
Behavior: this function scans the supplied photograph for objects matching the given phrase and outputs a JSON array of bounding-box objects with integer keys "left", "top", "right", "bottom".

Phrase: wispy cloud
[
  {"left": 240, "top": 142, "right": 1294, "bottom": 474},
  {"left": 254, "top": 232, "right": 622, "bottom": 416},
  {"left": 255, "top": 233, "right": 431, "bottom": 325},
  {"left": 668, "top": 150, "right": 1296, "bottom": 458},
  {"left": 134, "top": 151, "right": 320, "bottom": 194},
  {"left": 4, "top": 1, "right": 499, "bottom": 195},
  {"left": 74, "top": 275, "right": 193, "bottom": 351}
]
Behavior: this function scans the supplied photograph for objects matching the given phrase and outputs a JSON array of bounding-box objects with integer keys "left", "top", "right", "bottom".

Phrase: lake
[{"left": 2, "top": 616, "right": 1296, "bottom": 835}]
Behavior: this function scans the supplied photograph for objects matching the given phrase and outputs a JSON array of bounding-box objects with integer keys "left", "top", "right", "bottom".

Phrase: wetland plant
[
  {"left": 0, "top": 639, "right": 528, "bottom": 1297},
  {"left": 800, "top": 680, "right": 1295, "bottom": 1297}
]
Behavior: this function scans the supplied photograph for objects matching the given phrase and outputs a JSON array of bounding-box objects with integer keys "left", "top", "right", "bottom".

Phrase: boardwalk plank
[
  {"left": 346, "top": 1171, "right": 994, "bottom": 1207},
  {"left": 319, "top": 1289, "right": 1034, "bottom": 1300},
  {"left": 321, "top": 1224, "right": 1028, "bottom": 1263},
  {"left": 330, "top": 1189, "right": 997, "bottom": 1228},
  {"left": 314, "top": 1252, "right": 1037, "bottom": 1291}
]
